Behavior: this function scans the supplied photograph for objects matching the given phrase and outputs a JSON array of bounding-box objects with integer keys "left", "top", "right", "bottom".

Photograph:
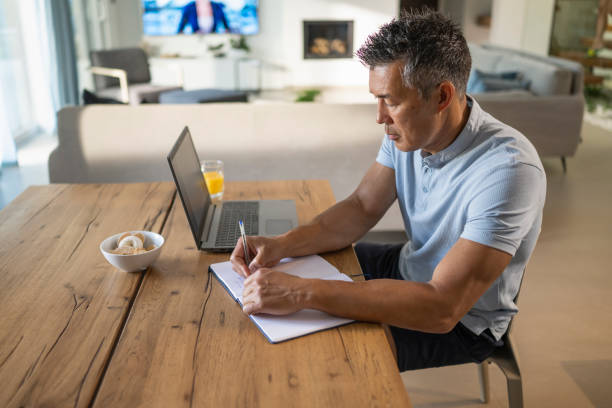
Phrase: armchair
[{"left": 89, "top": 47, "right": 183, "bottom": 105}]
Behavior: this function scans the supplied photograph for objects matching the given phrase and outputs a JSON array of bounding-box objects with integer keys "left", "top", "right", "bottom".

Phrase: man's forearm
[
  {"left": 270, "top": 162, "right": 396, "bottom": 259},
  {"left": 304, "top": 278, "right": 458, "bottom": 334},
  {"left": 278, "top": 195, "right": 381, "bottom": 258}
]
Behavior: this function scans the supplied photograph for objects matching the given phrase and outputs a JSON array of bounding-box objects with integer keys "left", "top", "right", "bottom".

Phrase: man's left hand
[{"left": 241, "top": 268, "right": 311, "bottom": 315}]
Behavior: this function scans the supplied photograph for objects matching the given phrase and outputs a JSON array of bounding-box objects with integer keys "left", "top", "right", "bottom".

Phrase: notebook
[{"left": 209, "top": 255, "right": 355, "bottom": 343}]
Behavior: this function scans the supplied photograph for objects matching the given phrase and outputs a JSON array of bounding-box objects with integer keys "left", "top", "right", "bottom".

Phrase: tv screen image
[{"left": 142, "top": 0, "right": 259, "bottom": 36}]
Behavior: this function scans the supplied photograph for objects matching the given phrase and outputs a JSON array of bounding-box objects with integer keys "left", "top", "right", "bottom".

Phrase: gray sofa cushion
[
  {"left": 481, "top": 44, "right": 584, "bottom": 94},
  {"left": 467, "top": 70, "right": 531, "bottom": 93},
  {"left": 496, "top": 54, "right": 572, "bottom": 96},
  {"left": 469, "top": 44, "right": 505, "bottom": 71}
]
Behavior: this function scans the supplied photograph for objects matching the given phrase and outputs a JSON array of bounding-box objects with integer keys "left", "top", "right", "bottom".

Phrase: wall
[
  {"left": 489, "top": 0, "right": 555, "bottom": 55},
  {"left": 275, "top": 0, "right": 398, "bottom": 87},
  {"left": 520, "top": 0, "right": 555, "bottom": 55},
  {"left": 107, "top": 0, "right": 143, "bottom": 48},
  {"left": 109, "top": 0, "right": 398, "bottom": 89},
  {"left": 489, "top": 0, "right": 526, "bottom": 50}
]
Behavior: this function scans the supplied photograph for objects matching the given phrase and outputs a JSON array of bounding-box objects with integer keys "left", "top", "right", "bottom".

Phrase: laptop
[{"left": 167, "top": 127, "right": 298, "bottom": 252}]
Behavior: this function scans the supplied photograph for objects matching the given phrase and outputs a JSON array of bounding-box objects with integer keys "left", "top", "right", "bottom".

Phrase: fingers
[
  {"left": 230, "top": 238, "right": 251, "bottom": 278},
  {"left": 241, "top": 291, "right": 261, "bottom": 315},
  {"left": 231, "top": 236, "right": 283, "bottom": 277},
  {"left": 242, "top": 269, "right": 268, "bottom": 314},
  {"left": 241, "top": 269, "right": 304, "bottom": 316},
  {"left": 250, "top": 244, "right": 273, "bottom": 270},
  {"left": 243, "top": 268, "right": 265, "bottom": 295},
  {"left": 242, "top": 300, "right": 259, "bottom": 315}
]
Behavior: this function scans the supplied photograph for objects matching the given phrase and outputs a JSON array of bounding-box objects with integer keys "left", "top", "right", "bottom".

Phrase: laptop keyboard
[{"left": 215, "top": 202, "right": 259, "bottom": 247}]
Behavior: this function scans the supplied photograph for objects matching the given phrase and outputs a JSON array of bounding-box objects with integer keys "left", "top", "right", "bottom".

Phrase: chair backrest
[{"left": 90, "top": 47, "right": 151, "bottom": 91}]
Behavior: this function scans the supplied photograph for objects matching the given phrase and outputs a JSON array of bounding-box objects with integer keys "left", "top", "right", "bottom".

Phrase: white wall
[
  {"left": 107, "top": 0, "right": 143, "bottom": 48},
  {"left": 111, "top": 0, "right": 398, "bottom": 89},
  {"left": 490, "top": 0, "right": 555, "bottom": 55},
  {"left": 521, "top": 0, "right": 555, "bottom": 55},
  {"left": 275, "top": 0, "right": 398, "bottom": 87},
  {"left": 490, "top": 0, "right": 526, "bottom": 50}
]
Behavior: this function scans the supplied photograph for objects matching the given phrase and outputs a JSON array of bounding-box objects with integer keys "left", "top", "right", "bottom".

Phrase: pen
[{"left": 238, "top": 220, "right": 251, "bottom": 267}]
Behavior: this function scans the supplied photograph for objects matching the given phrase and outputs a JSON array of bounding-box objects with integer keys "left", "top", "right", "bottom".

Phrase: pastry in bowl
[{"left": 100, "top": 231, "right": 165, "bottom": 272}]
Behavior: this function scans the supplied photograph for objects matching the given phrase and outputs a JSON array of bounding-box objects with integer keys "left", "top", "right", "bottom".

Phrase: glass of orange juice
[{"left": 201, "top": 160, "right": 224, "bottom": 202}]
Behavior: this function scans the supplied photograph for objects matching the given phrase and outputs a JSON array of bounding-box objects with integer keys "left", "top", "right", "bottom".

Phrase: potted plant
[
  {"left": 229, "top": 35, "right": 250, "bottom": 57},
  {"left": 295, "top": 89, "right": 321, "bottom": 102}
]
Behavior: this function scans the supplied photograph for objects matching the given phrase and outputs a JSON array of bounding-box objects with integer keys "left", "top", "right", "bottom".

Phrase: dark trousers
[{"left": 354, "top": 242, "right": 502, "bottom": 371}]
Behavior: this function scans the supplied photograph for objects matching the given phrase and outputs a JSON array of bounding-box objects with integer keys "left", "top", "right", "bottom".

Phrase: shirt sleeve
[
  {"left": 461, "top": 162, "right": 546, "bottom": 256},
  {"left": 375, "top": 135, "right": 395, "bottom": 169}
]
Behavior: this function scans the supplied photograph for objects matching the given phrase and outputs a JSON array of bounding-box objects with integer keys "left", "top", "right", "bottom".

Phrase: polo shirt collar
[{"left": 421, "top": 96, "right": 480, "bottom": 168}]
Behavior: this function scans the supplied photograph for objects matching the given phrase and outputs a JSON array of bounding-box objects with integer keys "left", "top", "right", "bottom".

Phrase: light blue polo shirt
[{"left": 376, "top": 97, "right": 546, "bottom": 340}]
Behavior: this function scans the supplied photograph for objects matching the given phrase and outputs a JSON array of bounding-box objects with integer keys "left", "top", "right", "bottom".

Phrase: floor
[
  {"left": 0, "top": 132, "right": 57, "bottom": 209},
  {"left": 1, "top": 117, "right": 611, "bottom": 408}
]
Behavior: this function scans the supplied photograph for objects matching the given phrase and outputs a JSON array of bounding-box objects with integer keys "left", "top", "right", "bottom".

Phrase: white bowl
[{"left": 100, "top": 231, "right": 165, "bottom": 272}]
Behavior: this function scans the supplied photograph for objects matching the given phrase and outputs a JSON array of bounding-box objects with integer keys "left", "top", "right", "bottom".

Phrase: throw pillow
[
  {"left": 467, "top": 69, "right": 530, "bottom": 94},
  {"left": 479, "top": 77, "right": 532, "bottom": 93}
]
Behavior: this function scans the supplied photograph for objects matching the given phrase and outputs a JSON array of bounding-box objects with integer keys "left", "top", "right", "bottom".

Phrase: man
[
  {"left": 230, "top": 10, "right": 546, "bottom": 371},
  {"left": 177, "top": 1, "right": 200, "bottom": 34}
]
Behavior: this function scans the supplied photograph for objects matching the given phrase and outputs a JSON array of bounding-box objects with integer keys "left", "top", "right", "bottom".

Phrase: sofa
[
  {"left": 49, "top": 46, "right": 585, "bottom": 231},
  {"left": 50, "top": 103, "right": 405, "bottom": 230},
  {"left": 468, "top": 43, "right": 584, "bottom": 160}
]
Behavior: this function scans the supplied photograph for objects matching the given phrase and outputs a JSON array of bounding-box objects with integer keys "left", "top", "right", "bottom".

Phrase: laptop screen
[{"left": 167, "top": 127, "right": 211, "bottom": 246}]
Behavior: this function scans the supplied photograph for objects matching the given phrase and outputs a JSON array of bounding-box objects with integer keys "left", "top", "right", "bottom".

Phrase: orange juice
[{"left": 204, "top": 170, "right": 224, "bottom": 197}]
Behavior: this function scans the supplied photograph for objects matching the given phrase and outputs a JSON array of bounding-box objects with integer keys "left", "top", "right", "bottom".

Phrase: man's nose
[{"left": 376, "top": 100, "right": 391, "bottom": 124}]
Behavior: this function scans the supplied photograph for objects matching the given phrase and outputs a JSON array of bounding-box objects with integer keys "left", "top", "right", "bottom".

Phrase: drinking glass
[{"left": 201, "top": 160, "right": 224, "bottom": 202}]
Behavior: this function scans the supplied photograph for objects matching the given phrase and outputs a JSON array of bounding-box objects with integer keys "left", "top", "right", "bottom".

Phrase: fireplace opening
[{"left": 303, "top": 20, "right": 354, "bottom": 59}]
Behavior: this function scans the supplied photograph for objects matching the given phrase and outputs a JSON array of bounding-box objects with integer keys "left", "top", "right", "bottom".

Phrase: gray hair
[{"left": 356, "top": 9, "right": 471, "bottom": 99}]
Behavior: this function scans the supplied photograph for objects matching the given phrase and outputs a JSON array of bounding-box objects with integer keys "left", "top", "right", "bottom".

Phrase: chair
[
  {"left": 477, "top": 282, "right": 524, "bottom": 408},
  {"left": 89, "top": 47, "right": 183, "bottom": 105}
]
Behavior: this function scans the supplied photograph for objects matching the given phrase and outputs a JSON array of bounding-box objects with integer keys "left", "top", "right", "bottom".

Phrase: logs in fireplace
[{"left": 303, "top": 20, "right": 354, "bottom": 59}]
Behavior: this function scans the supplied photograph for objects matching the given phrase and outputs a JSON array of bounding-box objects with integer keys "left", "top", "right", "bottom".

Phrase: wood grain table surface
[{"left": 0, "top": 181, "right": 411, "bottom": 407}]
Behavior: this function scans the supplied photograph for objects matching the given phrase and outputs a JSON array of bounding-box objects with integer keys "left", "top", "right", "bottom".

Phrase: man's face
[{"left": 369, "top": 61, "right": 441, "bottom": 153}]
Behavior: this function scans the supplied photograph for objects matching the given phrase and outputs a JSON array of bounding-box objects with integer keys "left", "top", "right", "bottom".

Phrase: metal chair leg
[
  {"left": 477, "top": 362, "right": 490, "bottom": 403},
  {"left": 507, "top": 377, "right": 523, "bottom": 408},
  {"left": 561, "top": 156, "right": 567, "bottom": 173}
]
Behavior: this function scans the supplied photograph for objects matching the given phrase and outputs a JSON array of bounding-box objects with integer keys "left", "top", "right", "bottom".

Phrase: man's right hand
[{"left": 230, "top": 235, "right": 285, "bottom": 278}]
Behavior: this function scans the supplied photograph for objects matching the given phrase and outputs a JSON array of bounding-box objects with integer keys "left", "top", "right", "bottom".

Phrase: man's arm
[
  {"left": 242, "top": 238, "right": 511, "bottom": 333},
  {"left": 280, "top": 162, "right": 397, "bottom": 256},
  {"left": 231, "top": 162, "right": 397, "bottom": 276}
]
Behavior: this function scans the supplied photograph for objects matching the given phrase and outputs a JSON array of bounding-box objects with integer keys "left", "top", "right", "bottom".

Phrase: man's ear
[{"left": 436, "top": 81, "right": 455, "bottom": 113}]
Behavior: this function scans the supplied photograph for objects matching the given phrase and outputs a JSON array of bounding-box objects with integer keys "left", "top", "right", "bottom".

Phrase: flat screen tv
[{"left": 142, "top": 0, "right": 259, "bottom": 36}]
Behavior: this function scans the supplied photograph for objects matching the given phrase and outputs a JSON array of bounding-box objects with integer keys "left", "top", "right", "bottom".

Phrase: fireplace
[{"left": 303, "top": 20, "right": 354, "bottom": 59}]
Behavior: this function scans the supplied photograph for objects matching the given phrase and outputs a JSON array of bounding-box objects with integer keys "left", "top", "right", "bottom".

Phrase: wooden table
[{"left": 0, "top": 181, "right": 411, "bottom": 407}]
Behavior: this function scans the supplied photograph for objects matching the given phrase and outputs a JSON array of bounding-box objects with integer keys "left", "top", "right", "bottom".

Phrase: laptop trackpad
[{"left": 265, "top": 219, "right": 293, "bottom": 235}]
